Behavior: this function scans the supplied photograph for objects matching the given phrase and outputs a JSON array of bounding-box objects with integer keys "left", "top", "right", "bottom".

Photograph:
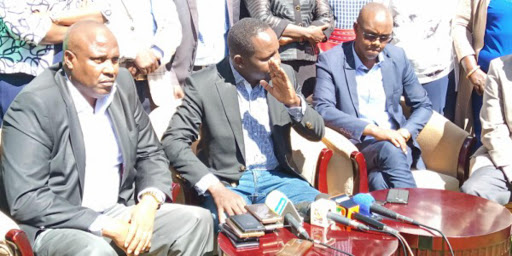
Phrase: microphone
[
  {"left": 265, "top": 190, "right": 310, "bottom": 240},
  {"left": 352, "top": 213, "right": 399, "bottom": 236},
  {"left": 295, "top": 193, "right": 369, "bottom": 231},
  {"left": 352, "top": 194, "right": 418, "bottom": 225}
]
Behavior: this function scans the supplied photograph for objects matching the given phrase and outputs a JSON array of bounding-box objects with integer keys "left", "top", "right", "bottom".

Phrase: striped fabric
[{"left": 328, "top": 0, "right": 372, "bottom": 29}]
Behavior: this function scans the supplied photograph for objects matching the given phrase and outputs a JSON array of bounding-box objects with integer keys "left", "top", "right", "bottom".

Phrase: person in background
[
  {"left": 162, "top": 18, "right": 324, "bottom": 232},
  {"left": 0, "top": 21, "right": 213, "bottom": 256},
  {"left": 378, "top": 0, "right": 458, "bottom": 121},
  {"left": 244, "top": 0, "right": 334, "bottom": 99},
  {"left": 452, "top": 0, "right": 512, "bottom": 147},
  {"left": 0, "top": 0, "right": 110, "bottom": 126},
  {"left": 461, "top": 54, "right": 512, "bottom": 206},
  {"left": 107, "top": 0, "right": 182, "bottom": 113},
  {"left": 329, "top": 0, "right": 373, "bottom": 29},
  {"left": 313, "top": 3, "right": 432, "bottom": 191}
]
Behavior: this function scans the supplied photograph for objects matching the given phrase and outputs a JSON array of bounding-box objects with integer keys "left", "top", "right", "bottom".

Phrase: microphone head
[
  {"left": 352, "top": 193, "right": 375, "bottom": 216},
  {"left": 265, "top": 190, "right": 302, "bottom": 223}
]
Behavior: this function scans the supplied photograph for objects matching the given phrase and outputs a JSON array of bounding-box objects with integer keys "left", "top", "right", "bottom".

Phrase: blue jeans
[
  {"left": 357, "top": 139, "right": 417, "bottom": 191},
  {"left": 201, "top": 169, "right": 320, "bottom": 232},
  {"left": 422, "top": 70, "right": 456, "bottom": 122}
]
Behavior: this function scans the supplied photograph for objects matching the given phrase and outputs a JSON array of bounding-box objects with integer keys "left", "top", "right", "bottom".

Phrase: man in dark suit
[
  {"left": 162, "top": 18, "right": 324, "bottom": 230},
  {"left": 0, "top": 21, "right": 213, "bottom": 256},
  {"left": 313, "top": 3, "right": 432, "bottom": 191}
]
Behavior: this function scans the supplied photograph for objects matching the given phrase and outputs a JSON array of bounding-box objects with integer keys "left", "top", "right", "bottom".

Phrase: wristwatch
[{"left": 141, "top": 191, "right": 163, "bottom": 209}]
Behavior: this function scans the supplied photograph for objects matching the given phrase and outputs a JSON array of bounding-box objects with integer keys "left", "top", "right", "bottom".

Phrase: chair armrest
[
  {"left": 322, "top": 127, "right": 368, "bottom": 194},
  {"left": 315, "top": 148, "right": 333, "bottom": 193},
  {"left": 458, "top": 136, "right": 476, "bottom": 183},
  {"left": 5, "top": 230, "right": 33, "bottom": 256}
]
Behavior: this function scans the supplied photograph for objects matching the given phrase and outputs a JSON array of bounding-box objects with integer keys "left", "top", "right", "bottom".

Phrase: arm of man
[
  {"left": 1, "top": 92, "right": 100, "bottom": 233},
  {"left": 150, "top": 0, "right": 182, "bottom": 65},
  {"left": 309, "top": 0, "right": 334, "bottom": 40},
  {"left": 161, "top": 76, "right": 247, "bottom": 223},
  {"left": 261, "top": 60, "right": 324, "bottom": 141},
  {"left": 480, "top": 58, "right": 512, "bottom": 169},
  {"left": 399, "top": 48, "right": 433, "bottom": 140},
  {"left": 313, "top": 52, "right": 373, "bottom": 142}
]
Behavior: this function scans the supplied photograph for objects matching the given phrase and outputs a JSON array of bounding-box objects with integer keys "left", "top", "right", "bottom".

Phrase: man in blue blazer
[{"left": 313, "top": 3, "right": 432, "bottom": 191}]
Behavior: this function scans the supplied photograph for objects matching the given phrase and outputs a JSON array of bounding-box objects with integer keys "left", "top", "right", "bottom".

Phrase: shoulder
[{"left": 318, "top": 42, "right": 349, "bottom": 62}]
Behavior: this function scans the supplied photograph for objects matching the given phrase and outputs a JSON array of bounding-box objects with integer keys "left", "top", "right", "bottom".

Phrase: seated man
[
  {"left": 313, "top": 3, "right": 432, "bottom": 191},
  {"left": 461, "top": 55, "right": 512, "bottom": 205},
  {"left": 0, "top": 21, "right": 213, "bottom": 256},
  {"left": 162, "top": 18, "right": 325, "bottom": 230}
]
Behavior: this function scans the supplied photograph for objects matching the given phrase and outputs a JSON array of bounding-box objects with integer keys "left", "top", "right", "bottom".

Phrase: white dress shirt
[{"left": 353, "top": 46, "right": 397, "bottom": 135}]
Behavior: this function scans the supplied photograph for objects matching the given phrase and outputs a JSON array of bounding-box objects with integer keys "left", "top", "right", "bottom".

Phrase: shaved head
[
  {"left": 357, "top": 2, "right": 393, "bottom": 27},
  {"left": 64, "top": 21, "right": 116, "bottom": 56}
]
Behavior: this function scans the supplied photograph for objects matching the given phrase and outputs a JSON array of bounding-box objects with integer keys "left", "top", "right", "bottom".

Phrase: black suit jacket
[
  {"left": 162, "top": 57, "right": 324, "bottom": 187},
  {"left": 0, "top": 65, "right": 172, "bottom": 245}
]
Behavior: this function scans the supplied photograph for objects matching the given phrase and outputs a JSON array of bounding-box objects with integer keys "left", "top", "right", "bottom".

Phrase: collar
[
  {"left": 352, "top": 44, "right": 385, "bottom": 71},
  {"left": 65, "top": 75, "right": 117, "bottom": 115},
  {"left": 229, "top": 60, "right": 263, "bottom": 93}
]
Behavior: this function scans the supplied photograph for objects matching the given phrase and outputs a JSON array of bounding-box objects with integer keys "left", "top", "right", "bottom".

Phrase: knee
[
  {"left": 187, "top": 206, "right": 214, "bottom": 232},
  {"left": 460, "top": 178, "right": 484, "bottom": 197},
  {"left": 376, "top": 142, "right": 407, "bottom": 164}
]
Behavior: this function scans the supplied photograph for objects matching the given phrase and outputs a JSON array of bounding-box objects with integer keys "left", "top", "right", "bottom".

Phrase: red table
[
  {"left": 370, "top": 188, "right": 512, "bottom": 255},
  {"left": 218, "top": 222, "right": 398, "bottom": 255}
]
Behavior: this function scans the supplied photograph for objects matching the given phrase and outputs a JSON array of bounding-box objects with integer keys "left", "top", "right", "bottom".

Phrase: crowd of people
[{"left": 1, "top": 0, "right": 512, "bottom": 255}]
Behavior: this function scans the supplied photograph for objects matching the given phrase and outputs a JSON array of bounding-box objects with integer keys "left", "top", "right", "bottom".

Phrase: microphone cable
[
  {"left": 308, "top": 237, "right": 355, "bottom": 256},
  {"left": 369, "top": 228, "right": 412, "bottom": 256},
  {"left": 416, "top": 223, "right": 454, "bottom": 256}
]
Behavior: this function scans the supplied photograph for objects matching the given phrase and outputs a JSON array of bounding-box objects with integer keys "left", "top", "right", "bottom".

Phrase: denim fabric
[{"left": 201, "top": 169, "right": 319, "bottom": 232}]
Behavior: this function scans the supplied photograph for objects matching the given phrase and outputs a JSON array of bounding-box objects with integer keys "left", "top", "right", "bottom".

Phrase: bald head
[
  {"left": 357, "top": 3, "right": 392, "bottom": 28},
  {"left": 64, "top": 21, "right": 117, "bottom": 55}
]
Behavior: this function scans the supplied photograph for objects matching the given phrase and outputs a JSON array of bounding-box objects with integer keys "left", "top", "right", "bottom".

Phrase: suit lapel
[
  {"left": 215, "top": 60, "right": 245, "bottom": 161},
  {"left": 54, "top": 69, "right": 87, "bottom": 196},
  {"left": 107, "top": 90, "right": 132, "bottom": 189},
  {"left": 342, "top": 43, "right": 360, "bottom": 117},
  {"left": 380, "top": 50, "right": 395, "bottom": 112}
]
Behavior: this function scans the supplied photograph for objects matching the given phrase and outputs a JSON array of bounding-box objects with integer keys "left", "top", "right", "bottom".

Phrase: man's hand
[
  {"left": 260, "top": 58, "right": 301, "bottom": 107},
  {"left": 124, "top": 196, "right": 158, "bottom": 255},
  {"left": 364, "top": 124, "right": 408, "bottom": 154},
  {"left": 102, "top": 218, "right": 130, "bottom": 254},
  {"left": 134, "top": 49, "right": 160, "bottom": 75},
  {"left": 305, "top": 24, "right": 329, "bottom": 45},
  {"left": 208, "top": 182, "right": 247, "bottom": 224},
  {"left": 469, "top": 68, "right": 487, "bottom": 95}
]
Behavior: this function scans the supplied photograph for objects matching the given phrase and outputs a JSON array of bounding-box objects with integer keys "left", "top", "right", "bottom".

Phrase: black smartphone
[
  {"left": 386, "top": 189, "right": 409, "bottom": 204},
  {"left": 230, "top": 213, "right": 266, "bottom": 233}
]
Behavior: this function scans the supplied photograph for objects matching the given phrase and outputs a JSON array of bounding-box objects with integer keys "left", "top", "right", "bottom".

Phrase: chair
[
  {"left": 0, "top": 129, "right": 34, "bottom": 256},
  {"left": 318, "top": 28, "right": 355, "bottom": 53},
  {"left": 322, "top": 112, "right": 475, "bottom": 191}
]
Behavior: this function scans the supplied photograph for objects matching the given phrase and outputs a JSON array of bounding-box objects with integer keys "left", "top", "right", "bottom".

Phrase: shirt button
[
  {"left": 239, "top": 165, "right": 246, "bottom": 172},
  {"left": 295, "top": 5, "right": 301, "bottom": 11}
]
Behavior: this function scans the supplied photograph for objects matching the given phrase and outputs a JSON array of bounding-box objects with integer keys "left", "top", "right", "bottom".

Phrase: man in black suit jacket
[
  {"left": 162, "top": 18, "right": 324, "bottom": 231},
  {"left": 1, "top": 21, "right": 213, "bottom": 256}
]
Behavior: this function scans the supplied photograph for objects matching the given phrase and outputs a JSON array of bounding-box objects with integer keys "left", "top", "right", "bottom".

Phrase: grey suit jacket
[
  {"left": 313, "top": 41, "right": 432, "bottom": 163},
  {"left": 472, "top": 55, "right": 512, "bottom": 170},
  {"left": 0, "top": 65, "right": 172, "bottom": 245},
  {"left": 162, "top": 57, "right": 324, "bottom": 187}
]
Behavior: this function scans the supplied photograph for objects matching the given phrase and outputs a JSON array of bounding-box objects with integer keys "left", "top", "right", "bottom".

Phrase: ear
[
  {"left": 63, "top": 50, "right": 76, "bottom": 70},
  {"left": 232, "top": 54, "right": 244, "bottom": 69},
  {"left": 353, "top": 22, "right": 359, "bottom": 33}
]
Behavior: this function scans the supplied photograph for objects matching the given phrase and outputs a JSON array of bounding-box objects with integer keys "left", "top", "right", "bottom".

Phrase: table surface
[
  {"left": 370, "top": 188, "right": 512, "bottom": 237},
  {"left": 218, "top": 222, "right": 398, "bottom": 256},
  {"left": 370, "top": 188, "right": 512, "bottom": 254}
]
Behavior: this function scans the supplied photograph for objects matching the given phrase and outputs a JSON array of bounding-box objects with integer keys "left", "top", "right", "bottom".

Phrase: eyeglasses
[{"left": 362, "top": 31, "right": 393, "bottom": 43}]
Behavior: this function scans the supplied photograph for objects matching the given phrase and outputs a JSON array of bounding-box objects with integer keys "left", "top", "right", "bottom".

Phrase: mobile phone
[
  {"left": 386, "top": 189, "right": 409, "bottom": 204},
  {"left": 230, "top": 213, "right": 266, "bottom": 233},
  {"left": 276, "top": 238, "right": 313, "bottom": 256},
  {"left": 245, "top": 204, "right": 283, "bottom": 224}
]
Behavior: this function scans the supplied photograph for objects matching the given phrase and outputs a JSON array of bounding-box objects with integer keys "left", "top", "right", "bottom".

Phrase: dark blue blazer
[{"left": 313, "top": 41, "right": 432, "bottom": 162}]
